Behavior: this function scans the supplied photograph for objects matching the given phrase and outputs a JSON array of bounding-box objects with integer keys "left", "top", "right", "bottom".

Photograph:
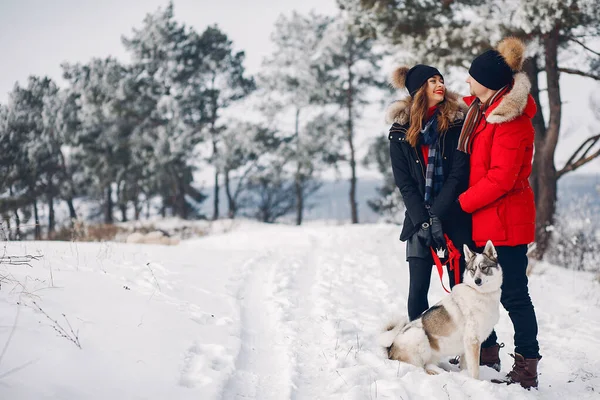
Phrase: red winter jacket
[{"left": 458, "top": 73, "right": 536, "bottom": 248}]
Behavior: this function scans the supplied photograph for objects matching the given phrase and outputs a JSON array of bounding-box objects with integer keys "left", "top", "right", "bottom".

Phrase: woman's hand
[{"left": 415, "top": 222, "right": 433, "bottom": 248}]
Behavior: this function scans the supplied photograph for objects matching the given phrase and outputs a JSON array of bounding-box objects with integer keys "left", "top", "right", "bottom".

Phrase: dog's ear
[
  {"left": 483, "top": 240, "right": 497, "bottom": 260},
  {"left": 463, "top": 244, "right": 475, "bottom": 263}
]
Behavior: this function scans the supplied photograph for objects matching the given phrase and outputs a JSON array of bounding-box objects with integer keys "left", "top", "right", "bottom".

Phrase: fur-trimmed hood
[
  {"left": 463, "top": 72, "right": 536, "bottom": 124},
  {"left": 385, "top": 90, "right": 468, "bottom": 125}
]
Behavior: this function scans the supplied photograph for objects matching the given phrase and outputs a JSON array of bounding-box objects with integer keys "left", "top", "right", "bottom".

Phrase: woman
[{"left": 386, "top": 64, "right": 472, "bottom": 321}]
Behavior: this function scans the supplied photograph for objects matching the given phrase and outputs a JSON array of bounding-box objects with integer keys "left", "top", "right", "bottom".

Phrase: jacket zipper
[
  {"left": 413, "top": 147, "right": 426, "bottom": 180},
  {"left": 441, "top": 132, "right": 446, "bottom": 159}
]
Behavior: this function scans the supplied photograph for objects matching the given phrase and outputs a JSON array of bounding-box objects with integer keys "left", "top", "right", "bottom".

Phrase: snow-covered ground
[{"left": 0, "top": 221, "right": 599, "bottom": 399}]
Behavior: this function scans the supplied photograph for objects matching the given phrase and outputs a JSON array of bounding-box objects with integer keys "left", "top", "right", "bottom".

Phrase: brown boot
[
  {"left": 492, "top": 353, "right": 541, "bottom": 389},
  {"left": 480, "top": 343, "right": 503, "bottom": 372}
]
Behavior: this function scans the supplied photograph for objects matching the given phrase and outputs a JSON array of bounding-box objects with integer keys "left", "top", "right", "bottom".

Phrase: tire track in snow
[
  {"left": 269, "top": 232, "right": 323, "bottom": 400},
  {"left": 282, "top": 226, "right": 405, "bottom": 399},
  {"left": 294, "top": 225, "right": 411, "bottom": 398},
  {"left": 221, "top": 252, "right": 292, "bottom": 400}
]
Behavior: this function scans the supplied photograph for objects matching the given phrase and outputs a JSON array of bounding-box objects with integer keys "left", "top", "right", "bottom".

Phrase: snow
[{"left": 1, "top": 221, "right": 599, "bottom": 399}]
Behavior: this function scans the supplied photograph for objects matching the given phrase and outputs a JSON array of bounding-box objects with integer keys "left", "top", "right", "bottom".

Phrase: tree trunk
[
  {"left": 533, "top": 27, "right": 562, "bottom": 260},
  {"left": 59, "top": 148, "right": 77, "bottom": 221},
  {"left": 145, "top": 194, "right": 151, "bottom": 219},
  {"left": 210, "top": 82, "right": 220, "bottom": 221},
  {"left": 66, "top": 198, "right": 77, "bottom": 220},
  {"left": 213, "top": 165, "right": 220, "bottom": 221},
  {"left": 134, "top": 196, "right": 141, "bottom": 221},
  {"left": 294, "top": 108, "right": 303, "bottom": 226},
  {"left": 105, "top": 185, "right": 114, "bottom": 224},
  {"left": 346, "top": 41, "right": 359, "bottom": 224},
  {"left": 48, "top": 194, "right": 55, "bottom": 239},
  {"left": 3, "top": 214, "right": 11, "bottom": 241},
  {"left": 10, "top": 186, "right": 20, "bottom": 240},
  {"left": 33, "top": 199, "right": 41, "bottom": 240},
  {"left": 14, "top": 208, "right": 21, "bottom": 241},
  {"left": 117, "top": 183, "right": 128, "bottom": 222},
  {"left": 178, "top": 176, "right": 188, "bottom": 219},
  {"left": 120, "top": 203, "right": 128, "bottom": 222},
  {"left": 295, "top": 168, "right": 303, "bottom": 226},
  {"left": 160, "top": 197, "right": 166, "bottom": 218},
  {"left": 225, "top": 169, "right": 235, "bottom": 218},
  {"left": 523, "top": 56, "right": 546, "bottom": 203}
]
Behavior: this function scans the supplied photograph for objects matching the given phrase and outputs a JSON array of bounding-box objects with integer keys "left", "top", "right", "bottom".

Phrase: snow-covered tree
[
  {"left": 260, "top": 11, "right": 340, "bottom": 225},
  {"left": 122, "top": 2, "right": 210, "bottom": 219},
  {"left": 192, "top": 25, "right": 256, "bottom": 220},
  {"left": 62, "top": 58, "right": 132, "bottom": 223},
  {"left": 1, "top": 77, "right": 63, "bottom": 239},
  {"left": 216, "top": 121, "right": 281, "bottom": 218},
  {"left": 0, "top": 104, "right": 23, "bottom": 237},
  {"left": 244, "top": 161, "right": 297, "bottom": 224},
  {"left": 50, "top": 90, "right": 81, "bottom": 222},
  {"left": 314, "top": 14, "right": 386, "bottom": 223},
  {"left": 363, "top": 135, "right": 404, "bottom": 223}
]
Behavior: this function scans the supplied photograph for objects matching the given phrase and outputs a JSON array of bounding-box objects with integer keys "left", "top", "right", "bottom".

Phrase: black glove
[
  {"left": 415, "top": 221, "right": 433, "bottom": 248},
  {"left": 430, "top": 214, "right": 447, "bottom": 256}
]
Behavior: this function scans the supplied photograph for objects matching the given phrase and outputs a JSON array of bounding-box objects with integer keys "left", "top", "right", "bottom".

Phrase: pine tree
[
  {"left": 3, "top": 77, "right": 62, "bottom": 239},
  {"left": 195, "top": 25, "right": 256, "bottom": 220},
  {"left": 62, "top": 58, "right": 132, "bottom": 223},
  {"left": 314, "top": 13, "right": 386, "bottom": 223},
  {"left": 51, "top": 90, "right": 81, "bottom": 222},
  {"left": 122, "top": 2, "right": 209, "bottom": 219},
  {"left": 260, "top": 11, "right": 337, "bottom": 225}
]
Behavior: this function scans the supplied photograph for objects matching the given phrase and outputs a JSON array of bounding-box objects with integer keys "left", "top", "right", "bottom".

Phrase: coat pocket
[{"left": 472, "top": 204, "right": 507, "bottom": 243}]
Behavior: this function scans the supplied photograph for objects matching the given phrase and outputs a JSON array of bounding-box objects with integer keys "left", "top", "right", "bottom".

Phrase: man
[{"left": 457, "top": 37, "right": 541, "bottom": 389}]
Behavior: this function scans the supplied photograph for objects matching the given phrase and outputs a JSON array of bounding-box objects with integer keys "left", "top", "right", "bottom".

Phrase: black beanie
[
  {"left": 405, "top": 65, "right": 443, "bottom": 97},
  {"left": 469, "top": 50, "right": 514, "bottom": 90}
]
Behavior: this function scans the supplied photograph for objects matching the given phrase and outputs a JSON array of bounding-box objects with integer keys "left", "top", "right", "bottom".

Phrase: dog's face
[{"left": 462, "top": 240, "right": 503, "bottom": 293}]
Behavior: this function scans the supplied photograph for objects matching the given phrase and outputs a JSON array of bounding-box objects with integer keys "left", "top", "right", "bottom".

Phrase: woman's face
[{"left": 426, "top": 75, "right": 445, "bottom": 106}]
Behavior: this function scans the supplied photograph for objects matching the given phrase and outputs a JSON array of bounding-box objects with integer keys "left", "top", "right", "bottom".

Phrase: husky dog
[{"left": 380, "top": 240, "right": 503, "bottom": 379}]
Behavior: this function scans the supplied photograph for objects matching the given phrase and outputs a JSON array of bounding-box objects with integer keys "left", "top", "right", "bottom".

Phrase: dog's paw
[{"left": 424, "top": 364, "right": 444, "bottom": 375}]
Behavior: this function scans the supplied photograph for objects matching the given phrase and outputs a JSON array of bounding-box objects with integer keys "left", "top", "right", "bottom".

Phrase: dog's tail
[{"left": 378, "top": 316, "right": 409, "bottom": 358}]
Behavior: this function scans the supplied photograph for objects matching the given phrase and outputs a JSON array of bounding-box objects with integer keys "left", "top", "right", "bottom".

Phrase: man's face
[{"left": 466, "top": 74, "right": 486, "bottom": 98}]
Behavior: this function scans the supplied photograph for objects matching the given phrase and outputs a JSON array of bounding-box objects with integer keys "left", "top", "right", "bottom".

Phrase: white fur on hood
[
  {"left": 385, "top": 91, "right": 468, "bottom": 125},
  {"left": 486, "top": 72, "right": 531, "bottom": 124}
]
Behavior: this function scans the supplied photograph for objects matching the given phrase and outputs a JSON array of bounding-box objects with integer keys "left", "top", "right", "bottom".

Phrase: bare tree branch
[
  {"left": 558, "top": 68, "right": 600, "bottom": 81},
  {"left": 567, "top": 36, "right": 600, "bottom": 57},
  {"left": 557, "top": 133, "right": 600, "bottom": 179}
]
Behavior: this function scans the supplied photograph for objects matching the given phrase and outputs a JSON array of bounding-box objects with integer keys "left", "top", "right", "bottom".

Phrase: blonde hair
[{"left": 406, "top": 84, "right": 455, "bottom": 147}]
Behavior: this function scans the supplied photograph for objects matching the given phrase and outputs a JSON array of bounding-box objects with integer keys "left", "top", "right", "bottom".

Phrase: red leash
[{"left": 430, "top": 234, "right": 461, "bottom": 293}]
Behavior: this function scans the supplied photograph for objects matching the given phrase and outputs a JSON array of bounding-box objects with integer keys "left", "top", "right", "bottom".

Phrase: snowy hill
[{"left": 1, "top": 221, "right": 599, "bottom": 399}]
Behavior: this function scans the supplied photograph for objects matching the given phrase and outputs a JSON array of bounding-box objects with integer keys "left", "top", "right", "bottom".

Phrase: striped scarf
[
  {"left": 457, "top": 85, "right": 510, "bottom": 154},
  {"left": 422, "top": 112, "right": 443, "bottom": 206}
]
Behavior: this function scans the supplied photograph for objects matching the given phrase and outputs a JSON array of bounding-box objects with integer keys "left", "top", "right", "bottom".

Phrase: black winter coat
[{"left": 386, "top": 93, "right": 472, "bottom": 254}]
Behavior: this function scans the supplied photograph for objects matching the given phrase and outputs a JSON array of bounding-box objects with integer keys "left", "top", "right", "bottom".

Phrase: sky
[
  {"left": 0, "top": 0, "right": 598, "bottom": 177},
  {"left": 0, "top": 0, "right": 339, "bottom": 100}
]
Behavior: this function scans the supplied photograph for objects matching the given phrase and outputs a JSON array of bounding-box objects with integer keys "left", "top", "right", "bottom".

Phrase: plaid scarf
[
  {"left": 457, "top": 85, "right": 510, "bottom": 154},
  {"left": 422, "top": 111, "right": 443, "bottom": 206}
]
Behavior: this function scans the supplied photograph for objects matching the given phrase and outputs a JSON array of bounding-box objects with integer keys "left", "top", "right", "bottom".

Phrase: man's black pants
[{"left": 481, "top": 245, "right": 540, "bottom": 359}]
